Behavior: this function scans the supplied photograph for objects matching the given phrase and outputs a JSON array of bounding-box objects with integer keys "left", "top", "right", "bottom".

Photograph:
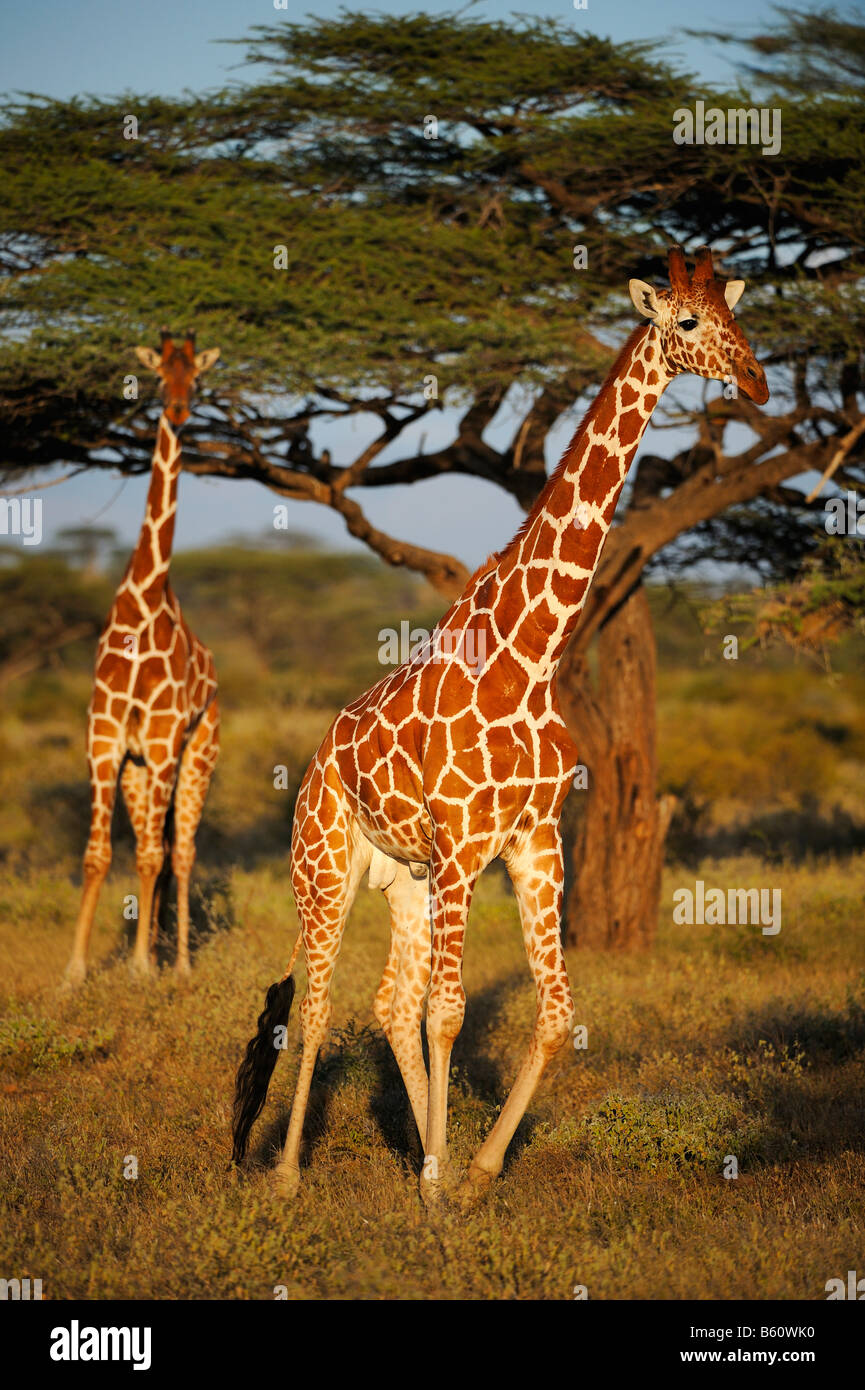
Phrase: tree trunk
[{"left": 557, "top": 584, "right": 676, "bottom": 950}]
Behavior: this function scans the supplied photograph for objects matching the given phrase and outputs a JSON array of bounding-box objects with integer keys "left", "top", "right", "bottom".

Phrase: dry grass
[{"left": 1, "top": 852, "right": 863, "bottom": 1299}]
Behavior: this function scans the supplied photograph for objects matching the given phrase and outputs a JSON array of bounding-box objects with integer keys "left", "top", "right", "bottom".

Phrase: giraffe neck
[
  {"left": 127, "top": 414, "right": 182, "bottom": 604},
  {"left": 486, "top": 323, "right": 673, "bottom": 679}
]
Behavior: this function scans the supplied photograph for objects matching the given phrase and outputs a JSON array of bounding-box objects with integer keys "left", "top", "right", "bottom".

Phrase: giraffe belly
[
  {"left": 330, "top": 688, "right": 432, "bottom": 862},
  {"left": 351, "top": 799, "right": 432, "bottom": 866},
  {"left": 126, "top": 713, "right": 143, "bottom": 758},
  {"left": 367, "top": 844, "right": 429, "bottom": 889}
]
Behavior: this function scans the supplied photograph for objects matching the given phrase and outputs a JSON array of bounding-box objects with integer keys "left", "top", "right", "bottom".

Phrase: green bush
[
  {"left": 577, "top": 1088, "right": 762, "bottom": 1174},
  {"left": 0, "top": 1009, "right": 114, "bottom": 1074}
]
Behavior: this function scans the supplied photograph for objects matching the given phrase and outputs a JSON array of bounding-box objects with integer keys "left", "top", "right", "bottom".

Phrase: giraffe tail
[{"left": 231, "top": 945, "right": 300, "bottom": 1165}]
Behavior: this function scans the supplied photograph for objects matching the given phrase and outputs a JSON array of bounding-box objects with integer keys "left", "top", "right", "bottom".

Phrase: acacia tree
[{"left": 1, "top": 8, "right": 863, "bottom": 946}]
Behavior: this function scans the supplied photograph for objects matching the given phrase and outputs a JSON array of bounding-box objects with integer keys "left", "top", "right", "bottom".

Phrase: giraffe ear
[
  {"left": 194, "top": 347, "right": 220, "bottom": 373},
  {"left": 629, "top": 280, "right": 661, "bottom": 320},
  {"left": 134, "top": 346, "right": 161, "bottom": 371},
  {"left": 724, "top": 280, "right": 745, "bottom": 310}
]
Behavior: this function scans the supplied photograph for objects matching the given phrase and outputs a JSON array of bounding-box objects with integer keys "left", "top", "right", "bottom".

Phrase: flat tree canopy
[{"left": 1, "top": 7, "right": 862, "bottom": 598}]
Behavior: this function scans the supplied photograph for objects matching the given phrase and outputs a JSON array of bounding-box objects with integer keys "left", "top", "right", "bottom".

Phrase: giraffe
[
  {"left": 232, "top": 245, "right": 769, "bottom": 1201},
  {"left": 64, "top": 330, "right": 221, "bottom": 987}
]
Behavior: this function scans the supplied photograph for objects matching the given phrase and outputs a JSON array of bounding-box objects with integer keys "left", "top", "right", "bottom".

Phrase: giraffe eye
[{"left": 679, "top": 317, "right": 698, "bottom": 331}]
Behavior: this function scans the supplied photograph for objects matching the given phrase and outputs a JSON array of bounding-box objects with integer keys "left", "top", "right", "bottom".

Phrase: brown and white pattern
[
  {"left": 241, "top": 247, "right": 769, "bottom": 1201},
  {"left": 64, "top": 333, "right": 221, "bottom": 986}
]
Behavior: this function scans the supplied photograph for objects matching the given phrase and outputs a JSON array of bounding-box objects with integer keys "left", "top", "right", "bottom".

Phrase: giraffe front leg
[
  {"left": 64, "top": 740, "right": 123, "bottom": 990},
  {"left": 421, "top": 852, "right": 476, "bottom": 1207},
  {"left": 119, "top": 755, "right": 150, "bottom": 964},
  {"left": 459, "top": 823, "right": 574, "bottom": 1201},
  {"left": 131, "top": 858, "right": 164, "bottom": 980}
]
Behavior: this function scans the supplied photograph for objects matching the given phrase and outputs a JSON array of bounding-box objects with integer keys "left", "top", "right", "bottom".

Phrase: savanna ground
[{"left": 1, "top": 547, "right": 864, "bottom": 1299}]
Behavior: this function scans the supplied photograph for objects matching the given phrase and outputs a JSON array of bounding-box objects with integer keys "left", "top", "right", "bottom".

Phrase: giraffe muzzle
[{"left": 737, "top": 360, "right": 769, "bottom": 405}]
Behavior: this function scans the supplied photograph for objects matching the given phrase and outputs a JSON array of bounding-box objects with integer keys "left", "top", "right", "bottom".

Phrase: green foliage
[
  {"left": 0, "top": 548, "right": 111, "bottom": 683},
  {"left": 578, "top": 1088, "right": 761, "bottom": 1173},
  {"left": 0, "top": 16, "right": 676, "bottom": 426},
  {"left": 701, "top": 541, "right": 865, "bottom": 665},
  {"left": 692, "top": 5, "right": 865, "bottom": 97},
  {"left": 1, "top": 6, "right": 863, "bottom": 491},
  {"left": 0, "top": 1007, "right": 114, "bottom": 1074},
  {"left": 168, "top": 544, "right": 440, "bottom": 709},
  {"left": 727, "top": 1039, "right": 806, "bottom": 1095},
  {"left": 652, "top": 578, "right": 865, "bottom": 826}
]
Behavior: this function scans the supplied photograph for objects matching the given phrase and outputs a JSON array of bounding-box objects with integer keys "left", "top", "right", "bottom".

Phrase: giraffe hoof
[
  {"left": 174, "top": 960, "right": 191, "bottom": 980},
  {"left": 273, "top": 1164, "right": 300, "bottom": 1199},
  {"left": 128, "top": 958, "right": 154, "bottom": 982},
  {"left": 455, "top": 1164, "right": 497, "bottom": 1208},
  {"left": 418, "top": 1156, "right": 455, "bottom": 1208},
  {"left": 60, "top": 963, "right": 86, "bottom": 992},
  {"left": 418, "top": 1177, "right": 444, "bottom": 1209}
]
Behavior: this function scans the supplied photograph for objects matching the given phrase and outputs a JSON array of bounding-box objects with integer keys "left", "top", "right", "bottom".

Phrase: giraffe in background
[
  {"left": 64, "top": 331, "right": 221, "bottom": 987},
  {"left": 232, "top": 247, "right": 769, "bottom": 1201}
]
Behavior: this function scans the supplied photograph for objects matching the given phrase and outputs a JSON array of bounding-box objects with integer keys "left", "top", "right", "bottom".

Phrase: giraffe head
[
  {"left": 629, "top": 246, "right": 769, "bottom": 404},
  {"left": 134, "top": 328, "right": 220, "bottom": 427}
]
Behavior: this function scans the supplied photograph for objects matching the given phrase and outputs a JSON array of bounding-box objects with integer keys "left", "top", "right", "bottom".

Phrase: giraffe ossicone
[
  {"left": 64, "top": 331, "right": 221, "bottom": 988},
  {"left": 231, "top": 246, "right": 769, "bottom": 1202}
]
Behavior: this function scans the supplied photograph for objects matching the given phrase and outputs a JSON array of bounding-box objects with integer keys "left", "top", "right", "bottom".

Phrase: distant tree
[
  {"left": 0, "top": 551, "right": 108, "bottom": 689},
  {"left": 54, "top": 525, "right": 119, "bottom": 575},
  {"left": 220, "top": 527, "right": 324, "bottom": 552}
]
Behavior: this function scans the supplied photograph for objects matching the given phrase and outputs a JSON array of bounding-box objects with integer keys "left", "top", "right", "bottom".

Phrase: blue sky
[
  {"left": 0, "top": 0, "right": 772, "bottom": 101},
  {"left": 1, "top": 0, "right": 783, "bottom": 568}
]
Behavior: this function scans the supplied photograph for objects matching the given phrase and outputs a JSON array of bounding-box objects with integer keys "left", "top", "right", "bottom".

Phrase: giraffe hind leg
[
  {"left": 121, "top": 754, "right": 172, "bottom": 973},
  {"left": 273, "top": 805, "right": 372, "bottom": 1196},
  {"left": 372, "top": 859, "right": 432, "bottom": 1149},
  {"left": 460, "top": 824, "right": 575, "bottom": 1197},
  {"left": 421, "top": 842, "right": 479, "bottom": 1205},
  {"left": 129, "top": 721, "right": 184, "bottom": 979},
  {"left": 171, "top": 699, "right": 219, "bottom": 976}
]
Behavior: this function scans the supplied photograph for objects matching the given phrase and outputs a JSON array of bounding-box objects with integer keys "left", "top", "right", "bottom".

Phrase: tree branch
[{"left": 327, "top": 491, "right": 469, "bottom": 598}]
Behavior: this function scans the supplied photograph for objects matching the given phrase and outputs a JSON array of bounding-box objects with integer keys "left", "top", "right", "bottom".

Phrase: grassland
[{"left": 1, "top": 548, "right": 863, "bottom": 1299}]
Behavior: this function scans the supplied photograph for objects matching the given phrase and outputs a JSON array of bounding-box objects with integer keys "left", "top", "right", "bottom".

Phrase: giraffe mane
[{"left": 492, "top": 322, "right": 651, "bottom": 565}]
